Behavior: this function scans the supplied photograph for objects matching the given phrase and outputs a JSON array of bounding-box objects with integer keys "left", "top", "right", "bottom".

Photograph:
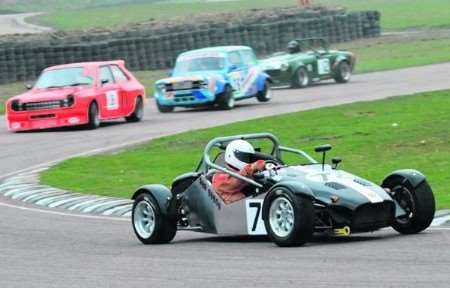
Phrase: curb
[
  {"left": 0, "top": 168, "right": 132, "bottom": 218},
  {"left": 1, "top": 168, "right": 449, "bottom": 226}
]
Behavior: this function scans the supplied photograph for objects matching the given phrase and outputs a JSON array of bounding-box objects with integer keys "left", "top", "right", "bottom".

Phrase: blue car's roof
[{"left": 178, "top": 46, "right": 252, "bottom": 58}]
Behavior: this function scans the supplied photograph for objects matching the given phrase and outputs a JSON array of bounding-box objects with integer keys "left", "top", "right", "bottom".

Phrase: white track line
[{"left": 0, "top": 200, "right": 128, "bottom": 222}]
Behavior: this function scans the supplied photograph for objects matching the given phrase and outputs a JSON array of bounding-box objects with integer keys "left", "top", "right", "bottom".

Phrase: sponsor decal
[
  {"left": 199, "top": 177, "right": 221, "bottom": 210},
  {"left": 241, "top": 67, "right": 259, "bottom": 95},
  {"left": 106, "top": 90, "right": 119, "bottom": 110}
]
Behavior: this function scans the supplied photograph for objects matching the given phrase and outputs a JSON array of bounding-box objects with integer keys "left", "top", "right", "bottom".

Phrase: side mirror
[
  {"left": 315, "top": 144, "right": 332, "bottom": 153},
  {"left": 228, "top": 64, "right": 238, "bottom": 72},
  {"left": 315, "top": 144, "right": 332, "bottom": 171},
  {"left": 167, "top": 70, "right": 173, "bottom": 77},
  {"left": 101, "top": 79, "right": 109, "bottom": 86},
  {"left": 25, "top": 83, "right": 33, "bottom": 90},
  {"left": 332, "top": 156, "right": 342, "bottom": 170}
]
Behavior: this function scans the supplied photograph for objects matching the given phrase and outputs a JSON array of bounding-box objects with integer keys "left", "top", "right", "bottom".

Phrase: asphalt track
[
  {"left": 0, "top": 13, "right": 52, "bottom": 35},
  {"left": 1, "top": 63, "right": 450, "bottom": 287}
]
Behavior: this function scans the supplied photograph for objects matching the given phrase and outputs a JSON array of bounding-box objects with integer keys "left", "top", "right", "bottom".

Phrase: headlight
[
  {"left": 11, "top": 100, "right": 22, "bottom": 111},
  {"left": 157, "top": 83, "right": 166, "bottom": 92},
  {"left": 280, "top": 63, "right": 289, "bottom": 71}
]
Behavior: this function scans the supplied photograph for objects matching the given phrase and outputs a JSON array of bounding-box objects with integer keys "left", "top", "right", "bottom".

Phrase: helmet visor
[{"left": 234, "top": 150, "right": 256, "bottom": 164}]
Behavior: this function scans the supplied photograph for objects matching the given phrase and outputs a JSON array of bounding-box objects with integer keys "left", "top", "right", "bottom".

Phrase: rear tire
[
  {"left": 334, "top": 61, "right": 352, "bottom": 83},
  {"left": 292, "top": 67, "right": 310, "bottom": 88},
  {"left": 256, "top": 80, "right": 272, "bottom": 102},
  {"left": 85, "top": 102, "right": 100, "bottom": 130},
  {"left": 156, "top": 100, "right": 174, "bottom": 113},
  {"left": 125, "top": 96, "right": 144, "bottom": 122},
  {"left": 384, "top": 179, "right": 435, "bottom": 234},
  {"left": 216, "top": 85, "right": 235, "bottom": 110},
  {"left": 264, "top": 190, "right": 314, "bottom": 247},
  {"left": 132, "top": 193, "right": 177, "bottom": 244}
]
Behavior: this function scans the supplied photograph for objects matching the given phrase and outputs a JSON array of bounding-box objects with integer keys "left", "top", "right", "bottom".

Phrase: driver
[
  {"left": 212, "top": 140, "right": 265, "bottom": 203},
  {"left": 287, "top": 40, "right": 301, "bottom": 54}
]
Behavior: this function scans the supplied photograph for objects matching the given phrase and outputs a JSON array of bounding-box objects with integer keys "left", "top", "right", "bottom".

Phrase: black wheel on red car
[
  {"left": 216, "top": 85, "right": 235, "bottom": 110},
  {"left": 126, "top": 96, "right": 144, "bottom": 122},
  {"left": 292, "top": 67, "right": 310, "bottom": 88},
  {"left": 86, "top": 102, "right": 100, "bottom": 130},
  {"left": 156, "top": 100, "right": 174, "bottom": 113},
  {"left": 264, "top": 189, "right": 314, "bottom": 247},
  {"left": 384, "top": 179, "right": 435, "bottom": 234},
  {"left": 256, "top": 80, "right": 272, "bottom": 102},
  {"left": 132, "top": 193, "right": 177, "bottom": 244},
  {"left": 334, "top": 61, "right": 352, "bottom": 83}
]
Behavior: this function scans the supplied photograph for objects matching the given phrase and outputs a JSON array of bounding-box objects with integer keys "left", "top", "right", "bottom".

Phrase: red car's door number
[{"left": 106, "top": 90, "right": 119, "bottom": 110}]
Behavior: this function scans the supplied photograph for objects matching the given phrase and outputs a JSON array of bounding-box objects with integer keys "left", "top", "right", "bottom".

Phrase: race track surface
[
  {"left": 1, "top": 63, "right": 450, "bottom": 287},
  {"left": 0, "top": 13, "right": 52, "bottom": 35}
]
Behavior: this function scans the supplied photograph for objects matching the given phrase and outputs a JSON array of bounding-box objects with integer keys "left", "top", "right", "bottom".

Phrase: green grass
[
  {"left": 41, "top": 90, "right": 450, "bottom": 209},
  {"left": 339, "top": 36, "right": 450, "bottom": 73},
  {"left": 34, "top": 0, "right": 450, "bottom": 30}
]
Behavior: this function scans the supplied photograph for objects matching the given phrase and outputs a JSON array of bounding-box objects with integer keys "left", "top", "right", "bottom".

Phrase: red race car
[{"left": 6, "top": 60, "right": 145, "bottom": 132}]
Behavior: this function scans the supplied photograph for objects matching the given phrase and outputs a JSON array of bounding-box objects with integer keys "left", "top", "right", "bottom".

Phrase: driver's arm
[{"left": 212, "top": 160, "right": 265, "bottom": 194}]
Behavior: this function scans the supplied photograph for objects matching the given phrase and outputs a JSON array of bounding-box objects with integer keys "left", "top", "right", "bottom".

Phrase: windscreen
[
  {"left": 35, "top": 67, "right": 93, "bottom": 89},
  {"left": 174, "top": 54, "right": 226, "bottom": 74}
]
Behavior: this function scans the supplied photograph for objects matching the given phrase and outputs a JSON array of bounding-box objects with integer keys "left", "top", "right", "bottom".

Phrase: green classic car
[{"left": 261, "top": 38, "right": 356, "bottom": 88}]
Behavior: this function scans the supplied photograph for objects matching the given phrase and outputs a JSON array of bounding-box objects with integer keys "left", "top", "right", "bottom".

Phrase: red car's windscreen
[{"left": 35, "top": 67, "right": 94, "bottom": 89}]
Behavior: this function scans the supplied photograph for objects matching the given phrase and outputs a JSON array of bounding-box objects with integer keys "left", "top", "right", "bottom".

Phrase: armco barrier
[{"left": 0, "top": 9, "right": 380, "bottom": 84}]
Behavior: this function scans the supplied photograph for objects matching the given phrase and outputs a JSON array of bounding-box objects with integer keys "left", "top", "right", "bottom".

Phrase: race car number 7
[{"left": 246, "top": 199, "right": 267, "bottom": 235}]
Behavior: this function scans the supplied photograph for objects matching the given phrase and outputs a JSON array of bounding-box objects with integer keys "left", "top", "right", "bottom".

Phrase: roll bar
[{"left": 203, "top": 133, "right": 281, "bottom": 188}]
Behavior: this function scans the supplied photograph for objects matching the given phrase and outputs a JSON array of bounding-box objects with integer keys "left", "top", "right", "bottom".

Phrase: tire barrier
[{"left": 0, "top": 8, "right": 380, "bottom": 84}]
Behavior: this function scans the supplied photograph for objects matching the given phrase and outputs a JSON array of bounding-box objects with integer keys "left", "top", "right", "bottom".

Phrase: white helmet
[{"left": 225, "top": 140, "right": 255, "bottom": 170}]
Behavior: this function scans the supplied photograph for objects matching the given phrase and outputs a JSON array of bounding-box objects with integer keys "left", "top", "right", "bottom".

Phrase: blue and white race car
[{"left": 154, "top": 46, "right": 272, "bottom": 112}]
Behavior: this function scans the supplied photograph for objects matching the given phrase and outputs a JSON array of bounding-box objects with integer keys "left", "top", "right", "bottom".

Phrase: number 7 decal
[{"left": 246, "top": 199, "right": 267, "bottom": 235}]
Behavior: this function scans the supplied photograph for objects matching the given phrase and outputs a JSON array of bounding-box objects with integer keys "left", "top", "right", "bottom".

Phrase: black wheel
[
  {"left": 156, "top": 100, "right": 174, "bottom": 113},
  {"left": 264, "top": 190, "right": 314, "bottom": 247},
  {"left": 85, "top": 102, "right": 100, "bottom": 130},
  {"left": 256, "top": 80, "right": 272, "bottom": 102},
  {"left": 125, "top": 96, "right": 144, "bottom": 122},
  {"left": 385, "top": 179, "right": 435, "bottom": 234},
  {"left": 292, "top": 67, "right": 310, "bottom": 88},
  {"left": 334, "top": 61, "right": 352, "bottom": 83},
  {"left": 216, "top": 85, "right": 235, "bottom": 110},
  {"left": 132, "top": 193, "right": 177, "bottom": 244}
]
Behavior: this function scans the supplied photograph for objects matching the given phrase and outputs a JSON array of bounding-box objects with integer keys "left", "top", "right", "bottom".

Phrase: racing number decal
[
  {"left": 229, "top": 71, "right": 243, "bottom": 92},
  {"left": 106, "top": 90, "right": 119, "bottom": 110},
  {"left": 246, "top": 199, "right": 267, "bottom": 235},
  {"left": 317, "top": 58, "right": 331, "bottom": 75}
]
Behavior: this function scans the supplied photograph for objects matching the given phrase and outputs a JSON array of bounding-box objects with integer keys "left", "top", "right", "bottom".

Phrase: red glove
[{"left": 251, "top": 160, "right": 266, "bottom": 173}]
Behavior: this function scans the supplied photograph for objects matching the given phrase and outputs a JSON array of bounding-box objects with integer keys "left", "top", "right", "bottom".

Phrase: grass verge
[
  {"left": 41, "top": 90, "right": 450, "bottom": 209},
  {"left": 34, "top": 0, "right": 450, "bottom": 31}
]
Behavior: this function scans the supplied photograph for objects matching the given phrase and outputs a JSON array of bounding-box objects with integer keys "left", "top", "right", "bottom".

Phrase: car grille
[
  {"left": 265, "top": 69, "right": 282, "bottom": 78},
  {"left": 351, "top": 201, "right": 394, "bottom": 232},
  {"left": 166, "top": 80, "right": 205, "bottom": 91},
  {"left": 23, "top": 100, "right": 65, "bottom": 111}
]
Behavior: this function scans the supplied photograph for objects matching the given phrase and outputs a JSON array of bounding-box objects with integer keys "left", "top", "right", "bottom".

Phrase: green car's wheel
[
  {"left": 216, "top": 85, "right": 235, "bottom": 110},
  {"left": 156, "top": 100, "right": 174, "bottom": 113},
  {"left": 256, "top": 80, "right": 272, "bottom": 102},
  {"left": 334, "top": 61, "right": 352, "bottom": 83},
  {"left": 264, "top": 189, "right": 315, "bottom": 247},
  {"left": 385, "top": 179, "right": 435, "bottom": 234},
  {"left": 125, "top": 96, "right": 144, "bottom": 122},
  {"left": 292, "top": 67, "right": 310, "bottom": 88},
  {"left": 132, "top": 193, "right": 177, "bottom": 244}
]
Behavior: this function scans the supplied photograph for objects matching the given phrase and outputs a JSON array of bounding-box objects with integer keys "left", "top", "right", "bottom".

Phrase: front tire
[
  {"left": 264, "top": 190, "right": 314, "bottom": 247},
  {"left": 256, "top": 80, "right": 272, "bottom": 102},
  {"left": 334, "top": 61, "right": 352, "bottom": 83},
  {"left": 132, "top": 193, "right": 177, "bottom": 244},
  {"left": 156, "top": 100, "right": 174, "bottom": 113},
  {"left": 216, "top": 85, "right": 235, "bottom": 110},
  {"left": 292, "top": 67, "right": 310, "bottom": 88},
  {"left": 384, "top": 179, "right": 435, "bottom": 234},
  {"left": 85, "top": 102, "right": 100, "bottom": 130},
  {"left": 125, "top": 96, "right": 144, "bottom": 122}
]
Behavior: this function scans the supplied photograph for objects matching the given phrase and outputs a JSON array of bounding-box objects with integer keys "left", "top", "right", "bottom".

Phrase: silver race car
[{"left": 131, "top": 133, "right": 435, "bottom": 247}]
